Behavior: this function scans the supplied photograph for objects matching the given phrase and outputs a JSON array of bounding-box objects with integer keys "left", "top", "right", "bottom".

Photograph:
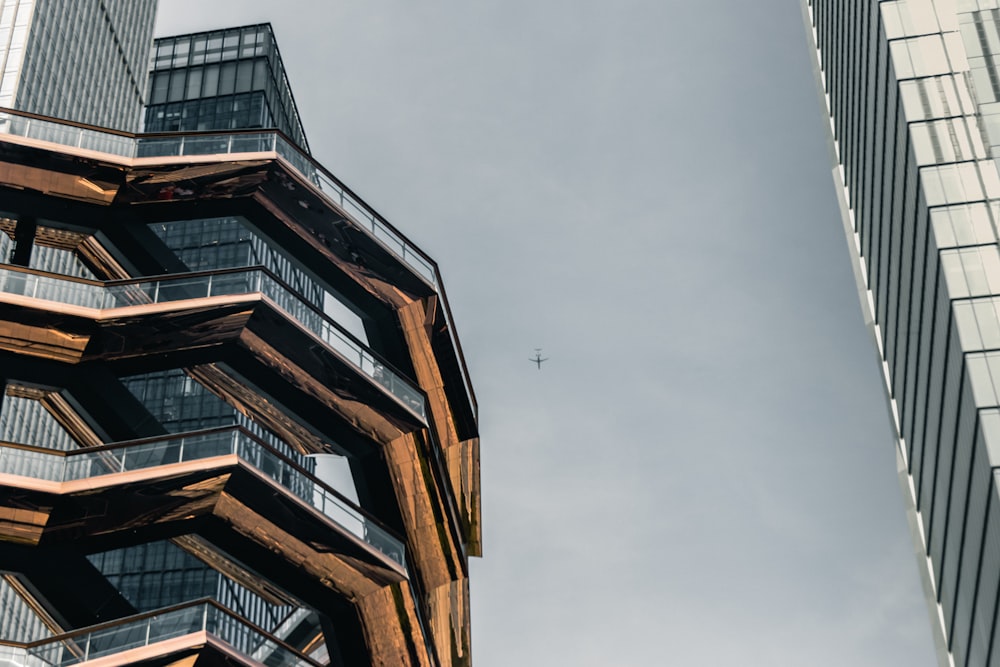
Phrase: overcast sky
[{"left": 156, "top": 2, "right": 939, "bottom": 664}]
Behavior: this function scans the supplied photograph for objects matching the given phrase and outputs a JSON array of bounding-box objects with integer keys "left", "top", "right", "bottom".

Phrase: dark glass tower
[
  {"left": 145, "top": 24, "right": 309, "bottom": 151},
  {"left": 0, "top": 8, "right": 480, "bottom": 667}
]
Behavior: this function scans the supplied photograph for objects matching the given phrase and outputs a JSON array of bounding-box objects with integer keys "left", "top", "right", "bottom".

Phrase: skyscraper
[
  {"left": 0, "top": 4, "right": 480, "bottom": 666},
  {"left": 0, "top": 0, "right": 157, "bottom": 131},
  {"left": 145, "top": 24, "right": 309, "bottom": 150},
  {"left": 804, "top": 2, "right": 1000, "bottom": 665}
]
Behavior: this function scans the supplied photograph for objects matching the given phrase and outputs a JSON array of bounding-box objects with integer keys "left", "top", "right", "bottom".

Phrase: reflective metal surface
[
  {"left": 0, "top": 92, "right": 477, "bottom": 665},
  {"left": 0, "top": 105, "right": 476, "bottom": 417}
]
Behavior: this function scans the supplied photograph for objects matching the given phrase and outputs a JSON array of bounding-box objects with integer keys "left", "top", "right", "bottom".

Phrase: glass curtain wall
[
  {"left": 144, "top": 24, "right": 309, "bottom": 151},
  {"left": 806, "top": 1, "right": 1000, "bottom": 665}
]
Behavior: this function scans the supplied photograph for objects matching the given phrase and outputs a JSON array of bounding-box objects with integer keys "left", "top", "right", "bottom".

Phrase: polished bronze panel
[
  {"left": 0, "top": 160, "right": 121, "bottom": 204},
  {"left": 426, "top": 577, "right": 472, "bottom": 667},
  {"left": 0, "top": 271, "right": 471, "bottom": 663},
  {"left": 0, "top": 318, "right": 91, "bottom": 362},
  {"left": 123, "top": 162, "right": 270, "bottom": 203},
  {"left": 0, "top": 503, "right": 49, "bottom": 544},
  {"left": 382, "top": 431, "right": 472, "bottom": 667},
  {"left": 450, "top": 437, "right": 480, "bottom": 553},
  {"left": 0, "top": 298, "right": 253, "bottom": 364},
  {"left": 78, "top": 236, "right": 130, "bottom": 279},
  {"left": 0, "top": 462, "right": 430, "bottom": 665},
  {"left": 399, "top": 300, "right": 481, "bottom": 556},
  {"left": 0, "top": 128, "right": 480, "bottom": 664},
  {"left": 211, "top": 494, "right": 432, "bottom": 667}
]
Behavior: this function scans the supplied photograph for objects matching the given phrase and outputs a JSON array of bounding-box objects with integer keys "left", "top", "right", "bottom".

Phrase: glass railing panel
[
  {"left": 22, "top": 603, "right": 319, "bottom": 667},
  {"left": 103, "top": 282, "right": 157, "bottom": 308},
  {"left": 370, "top": 224, "right": 407, "bottom": 263},
  {"left": 364, "top": 520, "right": 408, "bottom": 568},
  {"left": 230, "top": 133, "right": 275, "bottom": 154},
  {"left": 136, "top": 607, "right": 204, "bottom": 649},
  {"left": 64, "top": 432, "right": 234, "bottom": 481},
  {"left": 273, "top": 137, "right": 312, "bottom": 176},
  {"left": 0, "top": 113, "right": 133, "bottom": 159},
  {"left": 0, "top": 265, "right": 425, "bottom": 419},
  {"left": 180, "top": 135, "right": 235, "bottom": 156},
  {"left": 255, "top": 273, "right": 425, "bottom": 418},
  {"left": 169, "top": 432, "right": 236, "bottom": 460},
  {"left": 152, "top": 275, "right": 212, "bottom": 302},
  {"left": 0, "top": 645, "right": 41, "bottom": 667},
  {"left": 104, "top": 441, "right": 180, "bottom": 475},
  {"left": 273, "top": 137, "right": 439, "bottom": 287},
  {"left": 0, "top": 110, "right": 473, "bottom": 413},
  {"left": 3, "top": 114, "right": 37, "bottom": 142},
  {"left": 83, "top": 616, "right": 161, "bottom": 662},
  {"left": 227, "top": 434, "right": 407, "bottom": 568},
  {"left": 0, "top": 429, "right": 407, "bottom": 569},
  {"left": 0, "top": 446, "right": 65, "bottom": 482},
  {"left": 23, "top": 641, "right": 71, "bottom": 666},
  {"left": 313, "top": 486, "right": 407, "bottom": 568},
  {"left": 78, "top": 129, "right": 133, "bottom": 156},
  {"left": 135, "top": 136, "right": 181, "bottom": 158},
  {"left": 28, "top": 121, "right": 82, "bottom": 150},
  {"left": 0, "top": 113, "right": 27, "bottom": 138},
  {"left": 206, "top": 271, "right": 262, "bottom": 297},
  {"left": 64, "top": 448, "right": 127, "bottom": 481},
  {"left": 0, "top": 111, "right": 444, "bottom": 297},
  {"left": 0, "top": 270, "right": 103, "bottom": 308}
]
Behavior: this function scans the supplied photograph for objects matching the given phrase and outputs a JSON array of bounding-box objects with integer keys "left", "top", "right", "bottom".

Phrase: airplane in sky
[{"left": 530, "top": 348, "right": 549, "bottom": 370}]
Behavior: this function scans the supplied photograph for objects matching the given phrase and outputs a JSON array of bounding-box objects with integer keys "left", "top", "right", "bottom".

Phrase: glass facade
[
  {"left": 805, "top": 1, "right": 1000, "bottom": 665},
  {"left": 0, "top": 0, "right": 157, "bottom": 131},
  {"left": 144, "top": 24, "right": 309, "bottom": 151},
  {"left": 0, "top": 0, "right": 34, "bottom": 109}
]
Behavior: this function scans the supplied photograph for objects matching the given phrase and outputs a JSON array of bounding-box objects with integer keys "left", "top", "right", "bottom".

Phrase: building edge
[{"left": 797, "top": 2, "right": 952, "bottom": 665}]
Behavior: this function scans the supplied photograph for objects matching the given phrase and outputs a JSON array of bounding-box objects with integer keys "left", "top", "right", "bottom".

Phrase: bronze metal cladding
[{"left": 0, "top": 121, "right": 479, "bottom": 667}]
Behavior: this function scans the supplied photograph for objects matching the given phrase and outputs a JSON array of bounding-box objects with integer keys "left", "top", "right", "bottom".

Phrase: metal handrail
[
  {"left": 0, "top": 262, "right": 427, "bottom": 419},
  {"left": 0, "top": 427, "right": 407, "bottom": 569},
  {"left": 0, "top": 105, "right": 478, "bottom": 416},
  {"left": 0, "top": 598, "right": 322, "bottom": 666}
]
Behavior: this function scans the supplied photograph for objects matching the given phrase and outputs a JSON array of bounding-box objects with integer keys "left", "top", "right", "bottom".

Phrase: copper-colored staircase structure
[{"left": 0, "top": 108, "right": 480, "bottom": 667}]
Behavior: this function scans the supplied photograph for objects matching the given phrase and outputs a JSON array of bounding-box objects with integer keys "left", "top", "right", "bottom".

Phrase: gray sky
[{"left": 157, "top": 2, "right": 938, "bottom": 664}]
